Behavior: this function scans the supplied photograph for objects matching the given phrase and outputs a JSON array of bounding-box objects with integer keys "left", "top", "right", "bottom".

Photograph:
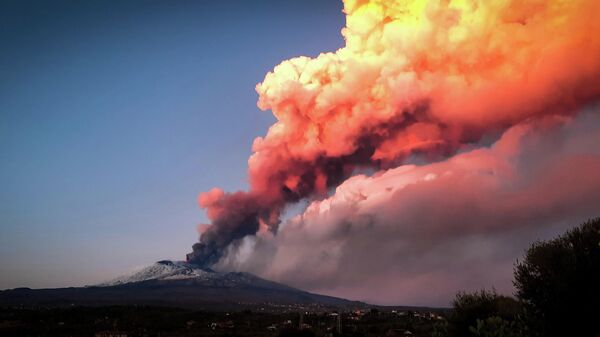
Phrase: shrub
[{"left": 446, "top": 289, "right": 520, "bottom": 337}]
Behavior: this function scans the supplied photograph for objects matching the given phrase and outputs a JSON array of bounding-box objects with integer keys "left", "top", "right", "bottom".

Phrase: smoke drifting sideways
[
  {"left": 216, "top": 110, "right": 600, "bottom": 306},
  {"left": 187, "top": 0, "right": 600, "bottom": 267}
]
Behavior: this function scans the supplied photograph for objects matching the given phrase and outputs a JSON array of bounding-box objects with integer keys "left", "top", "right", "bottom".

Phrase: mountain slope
[{"left": 0, "top": 261, "right": 365, "bottom": 311}]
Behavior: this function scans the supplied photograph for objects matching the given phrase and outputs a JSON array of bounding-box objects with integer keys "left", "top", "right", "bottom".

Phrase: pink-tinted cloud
[{"left": 216, "top": 111, "right": 600, "bottom": 306}]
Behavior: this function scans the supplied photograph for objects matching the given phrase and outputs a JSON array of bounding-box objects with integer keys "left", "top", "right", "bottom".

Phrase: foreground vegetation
[{"left": 437, "top": 217, "right": 600, "bottom": 337}]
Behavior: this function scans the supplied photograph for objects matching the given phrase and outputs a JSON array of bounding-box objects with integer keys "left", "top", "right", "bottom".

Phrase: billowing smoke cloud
[
  {"left": 215, "top": 111, "right": 600, "bottom": 305},
  {"left": 187, "top": 0, "right": 600, "bottom": 266}
]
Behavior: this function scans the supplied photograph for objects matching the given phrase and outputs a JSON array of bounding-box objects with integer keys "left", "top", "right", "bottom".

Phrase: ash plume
[{"left": 188, "top": 0, "right": 600, "bottom": 267}]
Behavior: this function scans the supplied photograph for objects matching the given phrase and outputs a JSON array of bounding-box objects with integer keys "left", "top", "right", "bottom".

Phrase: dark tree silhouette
[{"left": 514, "top": 217, "right": 600, "bottom": 337}]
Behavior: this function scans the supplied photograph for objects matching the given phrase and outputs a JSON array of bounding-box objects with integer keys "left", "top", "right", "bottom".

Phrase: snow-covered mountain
[
  {"left": 98, "top": 260, "right": 216, "bottom": 286},
  {"left": 0, "top": 260, "right": 367, "bottom": 310},
  {"left": 97, "top": 260, "right": 298, "bottom": 291}
]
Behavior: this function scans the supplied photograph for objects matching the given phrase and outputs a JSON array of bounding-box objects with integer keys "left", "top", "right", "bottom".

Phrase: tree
[{"left": 514, "top": 217, "right": 600, "bottom": 337}]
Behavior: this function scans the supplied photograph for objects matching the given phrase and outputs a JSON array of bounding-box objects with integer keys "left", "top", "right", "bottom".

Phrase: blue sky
[{"left": 0, "top": 0, "right": 344, "bottom": 289}]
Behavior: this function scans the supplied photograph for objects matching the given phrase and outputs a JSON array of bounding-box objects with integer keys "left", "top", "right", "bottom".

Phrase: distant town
[{"left": 0, "top": 305, "right": 448, "bottom": 337}]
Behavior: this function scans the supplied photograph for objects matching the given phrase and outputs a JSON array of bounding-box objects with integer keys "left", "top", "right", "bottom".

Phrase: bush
[
  {"left": 468, "top": 315, "right": 533, "bottom": 337},
  {"left": 446, "top": 290, "right": 521, "bottom": 337}
]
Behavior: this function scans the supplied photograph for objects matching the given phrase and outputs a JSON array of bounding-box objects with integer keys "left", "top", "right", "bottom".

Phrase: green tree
[{"left": 513, "top": 217, "right": 600, "bottom": 337}]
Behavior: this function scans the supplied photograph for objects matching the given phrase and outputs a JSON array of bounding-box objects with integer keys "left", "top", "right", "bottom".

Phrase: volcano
[{"left": 0, "top": 261, "right": 365, "bottom": 311}]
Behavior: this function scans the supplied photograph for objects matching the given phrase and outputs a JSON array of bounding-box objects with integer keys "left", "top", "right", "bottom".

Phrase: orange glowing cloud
[{"left": 188, "top": 0, "right": 600, "bottom": 266}]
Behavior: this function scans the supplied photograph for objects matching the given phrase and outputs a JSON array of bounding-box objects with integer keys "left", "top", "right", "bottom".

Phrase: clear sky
[{"left": 0, "top": 0, "right": 345, "bottom": 289}]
